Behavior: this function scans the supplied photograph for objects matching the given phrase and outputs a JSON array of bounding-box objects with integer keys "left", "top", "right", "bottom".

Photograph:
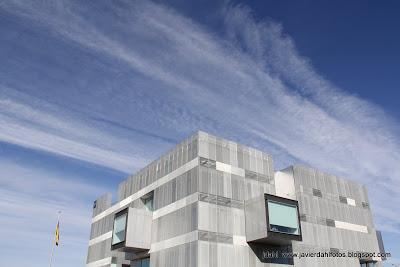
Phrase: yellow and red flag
[{"left": 55, "top": 221, "right": 60, "bottom": 246}]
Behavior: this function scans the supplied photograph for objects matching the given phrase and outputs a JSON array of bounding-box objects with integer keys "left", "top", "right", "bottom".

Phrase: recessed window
[
  {"left": 326, "top": 218, "right": 335, "bottom": 227},
  {"left": 132, "top": 257, "right": 150, "bottom": 267},
  {"left": 144, "top": 197, "right": 154, "bottom": 211},
  {"left": 312, "top": 188, "right": 322, "bottom": 198},
  {"left": 141, "top": 258, "right": 150, "bottom": 267},
  {"left": 362, "top": 202, "right": 369, "bottom": 209},
  {"left": 199, "top": 157, "right": 216, "bottom": 168},
  {"left": 330, "top": 248, "right": 340, "bottom": 253},
  {"left": 112, "top": 212, "right": 127, "bottom": 245},
  {"left": 339, "top": 196, "right": 347, "bottom": 204},
  {"left": 360, "top": 261, "right": 377, "bottom": 267},
  {"left": 267, "top": 200, "right": 300, "bottom": 235},
  {"left": 142, "top": 192, "right": 154, "bottom": 211}
]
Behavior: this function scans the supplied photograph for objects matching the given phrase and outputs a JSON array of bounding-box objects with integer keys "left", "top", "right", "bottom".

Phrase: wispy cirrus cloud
[
  {"left": 0, "top": 87, "right": 174, "bottom": 173},
  {"left": 1, "top": 0, "right": 399, "bottom": 242}
]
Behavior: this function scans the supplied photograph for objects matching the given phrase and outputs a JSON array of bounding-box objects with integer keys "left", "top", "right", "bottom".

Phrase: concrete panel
[
  {"left": 245, "top": 194, "right": 268, "bottom": 242},
  {"left": 274, "top": 169, "right": 296, "bottom": 200},
  {"left": 125, "top": 208, "right": 152, "bottom": 250}
]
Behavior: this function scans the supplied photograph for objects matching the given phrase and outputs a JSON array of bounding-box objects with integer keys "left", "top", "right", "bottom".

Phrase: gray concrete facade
[{"left": 86, "top": 131, "right": 385, "bottom": 267}]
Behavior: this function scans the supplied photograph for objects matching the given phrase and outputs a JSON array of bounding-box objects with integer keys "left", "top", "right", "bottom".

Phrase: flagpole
[{"left": 49, "top": 211, "right": 61, "bottom": 267}]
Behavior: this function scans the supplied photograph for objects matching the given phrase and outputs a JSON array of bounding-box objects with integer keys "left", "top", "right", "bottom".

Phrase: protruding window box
[
  {"left": 111, "top": 207, "right": 152, "bottom": 252},
  {"left": 245, "top": 194, "right": 302, "bottom": 245}
]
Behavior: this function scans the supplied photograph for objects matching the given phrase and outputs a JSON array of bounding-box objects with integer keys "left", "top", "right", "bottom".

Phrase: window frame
[
  {"left": 264, "top": 194, "right": 302, "bottom": 239},
  {"left": 111, "top": 208, "right": 129, "bottom": 250},
  {"left": 267, "top": 200, "right": 301, "bottom": 236},
  {"left": 141, "top": 191, "right": 154, "bottom": 211},
  {"left": 133, "top": 257, "right": 150, "bottom": 267},
  {"left": 140, "top": 257, "right": 150, "bottom": 267}
]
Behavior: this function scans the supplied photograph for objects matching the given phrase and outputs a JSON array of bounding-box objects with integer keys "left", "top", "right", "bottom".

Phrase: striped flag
[{"left": 55, "top": 221, "right": 60, "bottom": 246}]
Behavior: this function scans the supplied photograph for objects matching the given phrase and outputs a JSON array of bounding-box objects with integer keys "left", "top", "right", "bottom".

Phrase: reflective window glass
[
  {"left": 267, "top": 200, "right": 300, "bottom": 235},
  {"left": 144, "top": 197, "right": 154, "bottom": 211},
  {"left": 141, "top": 258, "right": 150, "bottom": 267},
  {"left": 112, "top": 213, "right": 127, "bottom": 245}
]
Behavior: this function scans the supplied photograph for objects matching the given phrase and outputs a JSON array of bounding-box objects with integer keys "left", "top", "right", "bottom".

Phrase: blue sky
[{"left": 0, "top": 0, "right": 399, "bottom": 266}]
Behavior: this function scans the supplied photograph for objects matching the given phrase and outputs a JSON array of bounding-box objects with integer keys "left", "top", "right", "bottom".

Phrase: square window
[
  {"left": 312, "top": 188, "right": 322, "bottom": 197},
  {"left": 326, "top": 218, "right": 335, "bottom": 227},
  {"left": 267, "top": 200, "right": 300, "bottom": 235},
  {"left": 339, "top": 196, "right": 347, "bottom": 204},
  {"left": 299, "top": 214, "right": 307, "bottom": 222}
]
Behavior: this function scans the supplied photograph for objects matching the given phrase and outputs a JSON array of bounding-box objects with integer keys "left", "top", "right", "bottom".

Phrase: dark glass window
[
  {"left": 141, "top": 258, "right": 150, "bottom": 267},
  {"left": 312, "top": 188, "right": 322, "bottom": 197},
  {"left": 326, "top": 218, "right": 335, "bottom": 227},
  {"left": 199, "top": 157, "right": 216, "bottom": 168},
  {"left": 362, "top": 202, "right": 370, "bottom": 209},
  {"left": 133, "top": 257, "right": 150, "bottom": 267},
  {"left": 339, "top": 196, "right": 347, "bottom": 204},
  {"left": 360, "top": 262, "right": 377, "bottom": 267}
]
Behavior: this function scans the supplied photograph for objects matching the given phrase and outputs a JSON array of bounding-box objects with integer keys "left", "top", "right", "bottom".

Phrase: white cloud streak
[
  {"left": 1, "top": 0, "right": 399, "bottom": 238},
  {"left": 0, "top": 88, "right": 164, "bottom": 173}
]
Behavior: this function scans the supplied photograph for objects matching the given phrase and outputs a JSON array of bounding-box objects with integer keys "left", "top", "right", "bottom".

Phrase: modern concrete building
[{"left": 86, "top": 131, "right": 385, "bottom": 267}]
